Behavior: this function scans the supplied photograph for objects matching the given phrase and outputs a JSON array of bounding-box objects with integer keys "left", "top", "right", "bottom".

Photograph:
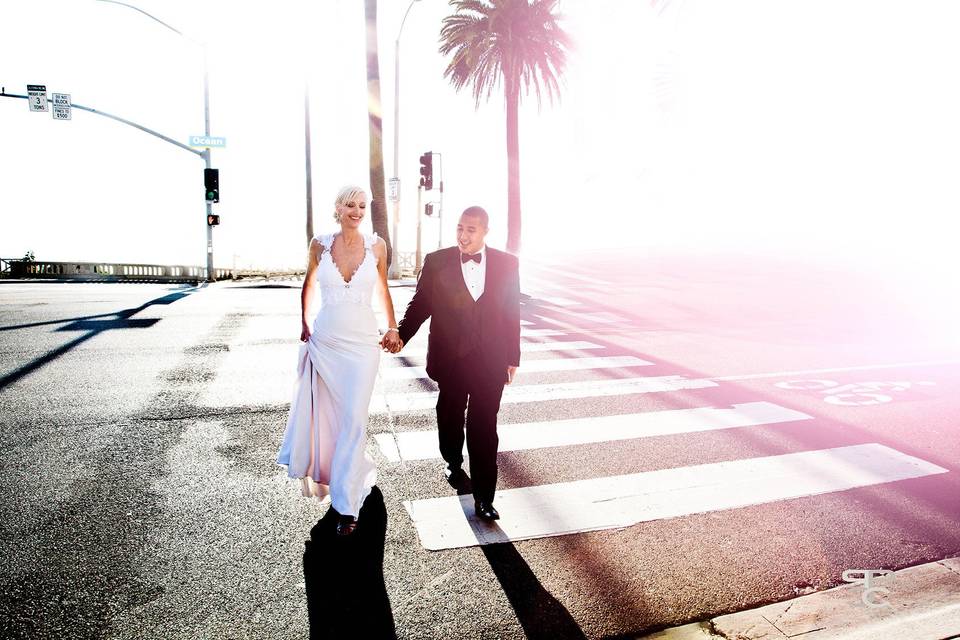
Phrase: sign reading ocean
[{"left": 189, "top": 135, "right": 226, "bottom": 148}]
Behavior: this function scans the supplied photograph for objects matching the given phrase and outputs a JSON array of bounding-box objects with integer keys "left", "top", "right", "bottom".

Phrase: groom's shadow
[{"left": 303, "top": 486, "right": 396, "bottom": 640}]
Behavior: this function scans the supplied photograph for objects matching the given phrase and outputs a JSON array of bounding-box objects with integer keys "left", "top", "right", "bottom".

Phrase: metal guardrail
[{"left": 0, "top": 259, "right": 234, "bottom": 283}]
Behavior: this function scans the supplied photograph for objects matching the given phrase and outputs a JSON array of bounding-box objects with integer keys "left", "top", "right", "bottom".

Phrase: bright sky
[{"left": 3, "top": 0, "right": 960, "bottom": 269}]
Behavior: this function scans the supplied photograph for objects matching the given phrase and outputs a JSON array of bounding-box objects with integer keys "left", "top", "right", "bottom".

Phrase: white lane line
[
  {"left": 520, "top": 328, "right": 565, "bottom": 337},
  {"left": 375, "top": 401, "right": 812, "bottom": 462},
  {"left": 711, "top": 359, "right": 960, "bottom": 382},
  {"left": 385, "top": 340, "right": 604, "bottom": 358},
  {"left": 534, "top": 311, "right": 627, "bottom": 325},
  {"left": 535, "top": 296, "right": 582, "bottom": 307},
  {"left": 403, "top": 443, "right": 949, "bottom": 550},
  {"left": 379, "top": 355, "right": 654, "bottom": 381},
  {"left": 372, "top": 375, "right": 717, "bottom": 413},
  {"left": 521, "top": 320, "right": 534, "bottom": 326},
  {"left": 524, "top": 260, "right": 614, "bottom": 286}
]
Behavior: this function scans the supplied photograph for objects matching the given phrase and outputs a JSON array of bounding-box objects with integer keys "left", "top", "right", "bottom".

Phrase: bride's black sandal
[{"left": 336, "top": 514, "right": 358, "bottom": 536}]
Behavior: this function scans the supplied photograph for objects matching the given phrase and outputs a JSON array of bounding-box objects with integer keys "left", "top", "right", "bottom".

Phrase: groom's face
[{"left": 457, "top": 214, "right": 488, "bottom": 255}]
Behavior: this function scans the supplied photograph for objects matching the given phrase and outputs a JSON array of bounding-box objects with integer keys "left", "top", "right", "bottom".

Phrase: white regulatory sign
[
  {"left": 52, "top": 93, "right": 71, "bottom": 120},
  {"left": 27, "top": 84, "right": 48, "bottom": 112},
  {"left": 388, "top": 177, "right": 400, "bottom": 202}
]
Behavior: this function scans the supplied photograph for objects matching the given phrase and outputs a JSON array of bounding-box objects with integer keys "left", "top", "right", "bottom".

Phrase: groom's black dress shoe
[
  {"left": 475, "top": 501, "right": 500, "bottom": 521},
  {"left": 445, "top": 467, "right": 469, "bottom": 485}
]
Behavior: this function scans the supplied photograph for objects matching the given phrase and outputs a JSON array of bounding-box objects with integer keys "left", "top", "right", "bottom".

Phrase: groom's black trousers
[{"left": 435, "top": 351, "right": 506, "bottom": 504}]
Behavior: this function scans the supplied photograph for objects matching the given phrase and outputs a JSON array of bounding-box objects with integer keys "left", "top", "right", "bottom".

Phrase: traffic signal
[
  {"left": 204, "top": 168, "right": 220, "bottom": 203},
  {"left": 207, "top": 214, "right": 220, "bottom": 226},
  {"left": 419, "top": 152, "right": 433, "bottom": 190},
  {"left": 424, "top": 203, "right": 434, "bottom": 216}
]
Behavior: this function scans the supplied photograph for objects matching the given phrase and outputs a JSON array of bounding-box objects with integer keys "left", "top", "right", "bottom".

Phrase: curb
[{"left": 640, "top": 557, "right": 960, "bottom": 639}]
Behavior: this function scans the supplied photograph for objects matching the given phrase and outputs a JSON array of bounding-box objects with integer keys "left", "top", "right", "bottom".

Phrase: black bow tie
[{"left": 460, "top": 252, "right": 482, "bottom": 264}]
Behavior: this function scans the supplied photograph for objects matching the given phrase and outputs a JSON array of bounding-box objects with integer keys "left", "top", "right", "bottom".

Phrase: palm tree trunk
[
  {"left": 364, "top": 0, "right": 392, "bottom": 263},
  {"left": 505, "top": 79, "right": 522, "bottom": 254},
  {"left": 304, "top": 83, "right": 314, "bottom": 247}
]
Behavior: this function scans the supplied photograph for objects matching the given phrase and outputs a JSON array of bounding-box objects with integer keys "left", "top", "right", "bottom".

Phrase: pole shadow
[{"left": 0, "top": 289, "right": 194, "bottom": 391}]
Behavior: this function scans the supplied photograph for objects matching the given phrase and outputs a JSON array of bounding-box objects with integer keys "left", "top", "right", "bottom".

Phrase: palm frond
[{"left": 439, "top": 0, "right": 572, "bottom": 109}]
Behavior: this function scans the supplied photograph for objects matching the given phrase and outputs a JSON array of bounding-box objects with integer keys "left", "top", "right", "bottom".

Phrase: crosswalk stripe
[
  {"left": 534, "top": 296, "right": 582, "bottom": 307},
  {"left": 534, "top": 311, "right": 626, "bottom": 325},
  {"left": 402, "top": 443, "right": 949, "bottom": 550},
  {"left": 385, "top": 339, "right": 604, "bottom": 358},
  {"left": 520, "top": 328, "right": 565, "bottom": 337},
  {"left": 374, "top": 401, "right": 812, "bottom": 461},
  {"left": 378, "top": 355, "right": 654, "bottom": 381},
  {"left": 371, "top": 375, "right": 717, "bottom": 413}
]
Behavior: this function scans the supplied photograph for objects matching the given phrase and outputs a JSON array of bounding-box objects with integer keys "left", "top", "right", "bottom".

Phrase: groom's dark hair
[{"left": 461, "top": 206, "right": 489, "bottom": 229}]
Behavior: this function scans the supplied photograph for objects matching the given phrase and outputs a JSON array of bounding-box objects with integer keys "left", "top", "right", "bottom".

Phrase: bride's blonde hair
[{"left": 333, "top": 185, "right": 368, "bottom": 222}]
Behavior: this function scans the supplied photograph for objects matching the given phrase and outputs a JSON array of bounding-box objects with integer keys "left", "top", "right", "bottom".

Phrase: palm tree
[
  {"left": 365, "top": 0, "right": 392, "bottom": 263},
  {"left": 440, "top": 0, "right": 571, "bottom": 254}
]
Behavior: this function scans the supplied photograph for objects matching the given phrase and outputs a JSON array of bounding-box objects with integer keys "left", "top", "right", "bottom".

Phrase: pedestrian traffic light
[
  {"left": 419, "top": 152, "right": 433, "bottom": 190},
  {"left": 425, "top": 203, "right": 434, "bottom": 216},
  {"left": 204, "top": 168, "right": 220, "bottom": 203},
  {"left": 207, "top": 214, "right": 220, "bottom": 226}
]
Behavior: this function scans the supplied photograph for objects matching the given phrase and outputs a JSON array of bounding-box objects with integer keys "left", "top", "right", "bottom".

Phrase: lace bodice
[{"left": 315, "top": 232, "right": 379, "bottom": 308}]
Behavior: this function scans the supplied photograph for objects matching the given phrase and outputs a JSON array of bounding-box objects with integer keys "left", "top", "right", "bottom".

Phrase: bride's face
[{"left": 337, "top": 196, "right": 367, "bottom": 229}]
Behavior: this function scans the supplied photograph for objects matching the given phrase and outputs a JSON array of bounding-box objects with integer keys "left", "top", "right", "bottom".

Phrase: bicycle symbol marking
[{"left": 773, "top": 379, "right": 935, "bottom": 405}]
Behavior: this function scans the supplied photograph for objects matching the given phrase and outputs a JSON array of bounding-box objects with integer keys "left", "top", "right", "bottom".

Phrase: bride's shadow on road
[{"left": 303, "top": 486, "right": 397, "bottom": 640}]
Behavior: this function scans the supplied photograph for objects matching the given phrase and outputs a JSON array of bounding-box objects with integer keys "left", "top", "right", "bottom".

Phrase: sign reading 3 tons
[{"left": 189, "top": 135, "right": 226, "bottom": 148}]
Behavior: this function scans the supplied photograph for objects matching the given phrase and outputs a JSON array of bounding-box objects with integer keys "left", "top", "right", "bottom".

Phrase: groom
[{"left": 391, "top": 206, "right": 521, "bottom": 520}]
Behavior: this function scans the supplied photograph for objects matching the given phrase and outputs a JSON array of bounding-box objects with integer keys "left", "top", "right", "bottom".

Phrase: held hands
[{"left": 380, "top": 329, "right": 404, "bottom": 353}]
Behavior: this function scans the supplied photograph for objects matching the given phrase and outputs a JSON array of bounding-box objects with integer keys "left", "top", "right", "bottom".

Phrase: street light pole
[
  {"left": 94, "top": 0, "right": 216, "bottom": 281},
  {"left": 389, "top": 0, "right": 421, "bottom": 279}
]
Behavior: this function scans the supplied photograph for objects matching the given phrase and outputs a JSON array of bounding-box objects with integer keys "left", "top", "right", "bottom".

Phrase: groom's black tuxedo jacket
[{"left": 398, "top": 246, "right": 521, "bottom": 383}]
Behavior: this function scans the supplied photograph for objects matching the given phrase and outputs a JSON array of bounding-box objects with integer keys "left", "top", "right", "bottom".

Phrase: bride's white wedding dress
[{"left": 277, "top": 231, "right": 380, "bottom": 517}]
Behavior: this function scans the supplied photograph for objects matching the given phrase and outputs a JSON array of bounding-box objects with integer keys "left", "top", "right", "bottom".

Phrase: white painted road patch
[
  {"left": 403, "top": 443, "right": 948, "bottom": 550},
  {"left": 375, "top": 401, "right": 812, "bottom": 461}
]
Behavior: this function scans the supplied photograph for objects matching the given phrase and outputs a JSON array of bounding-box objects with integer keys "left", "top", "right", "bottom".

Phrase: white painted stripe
[
  {"left": 520, "top": 328, "right": 565, "bottom": 337},
  {"left": 535, "top": 311, "right": 626, "bottom": 325},
  {"left": 379, "top": 355, "right": 653, "bottom": 381},
  {"left": 372, "top": 375, "right": 717, "bottom": 413},
  {"left": 525, "top": 260, "right": 613, "bottom": 286},
  {"left": 403, "top": 444, "right": 949, "bottom": 550},
  {"left": 375, "top": 401, "right": 813, "bottom": 462},
  {"left": 386, "top": 339, "right": 603, "bottom": 358},
  {"left": 535, "top": 296, "right": 582, "bottom": 307},
  {"left": 710, "top": 360, "right": 960, "bottom": 382},
  {"left": 521, "top": 320, "right": 534, "bottom": 326}
]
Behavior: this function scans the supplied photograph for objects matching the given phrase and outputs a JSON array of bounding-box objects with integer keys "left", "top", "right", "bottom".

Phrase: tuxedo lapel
[{"left": 440, "top": 248, "right": 473, "bottom": 309}]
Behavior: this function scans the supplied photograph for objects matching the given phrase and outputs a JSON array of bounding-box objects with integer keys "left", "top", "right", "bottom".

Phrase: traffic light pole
[
  {"left": 415, "top": 184, "right": 423, "bottom": 275},
  {"left": 202, "top": 45, "right": 215, "bottom": 283}
]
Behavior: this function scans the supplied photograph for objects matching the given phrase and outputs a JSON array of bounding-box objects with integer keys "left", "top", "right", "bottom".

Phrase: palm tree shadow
[{"left": 303, "top": 486, "right": 396, "bottom": 640}]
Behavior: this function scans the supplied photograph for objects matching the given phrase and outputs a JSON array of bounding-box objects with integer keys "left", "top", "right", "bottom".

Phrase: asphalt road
[{"left": 1, "top": 247, "right": 958, "bottom": 639}]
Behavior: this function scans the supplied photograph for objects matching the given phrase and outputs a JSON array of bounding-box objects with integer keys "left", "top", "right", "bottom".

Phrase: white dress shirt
[{"left": 460, "top": 245, "right": 486, "bottom": 301}]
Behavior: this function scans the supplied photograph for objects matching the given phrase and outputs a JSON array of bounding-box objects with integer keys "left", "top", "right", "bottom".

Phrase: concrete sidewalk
[{"left": 640, "top": 557, "right": 960, "bottom": 640}]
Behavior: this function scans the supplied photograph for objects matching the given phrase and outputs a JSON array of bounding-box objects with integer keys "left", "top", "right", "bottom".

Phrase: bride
[{"left": 277, "top": 185, "right": 401, "bottom": 536}]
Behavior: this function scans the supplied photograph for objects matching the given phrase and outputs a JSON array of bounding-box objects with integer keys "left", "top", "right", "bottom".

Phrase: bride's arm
[
  {"left": 300, "top": 238, "right": 322, "bottom": 341},
  {"left": 373, "top": 238, "right": 400, "bottom": 349}
]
